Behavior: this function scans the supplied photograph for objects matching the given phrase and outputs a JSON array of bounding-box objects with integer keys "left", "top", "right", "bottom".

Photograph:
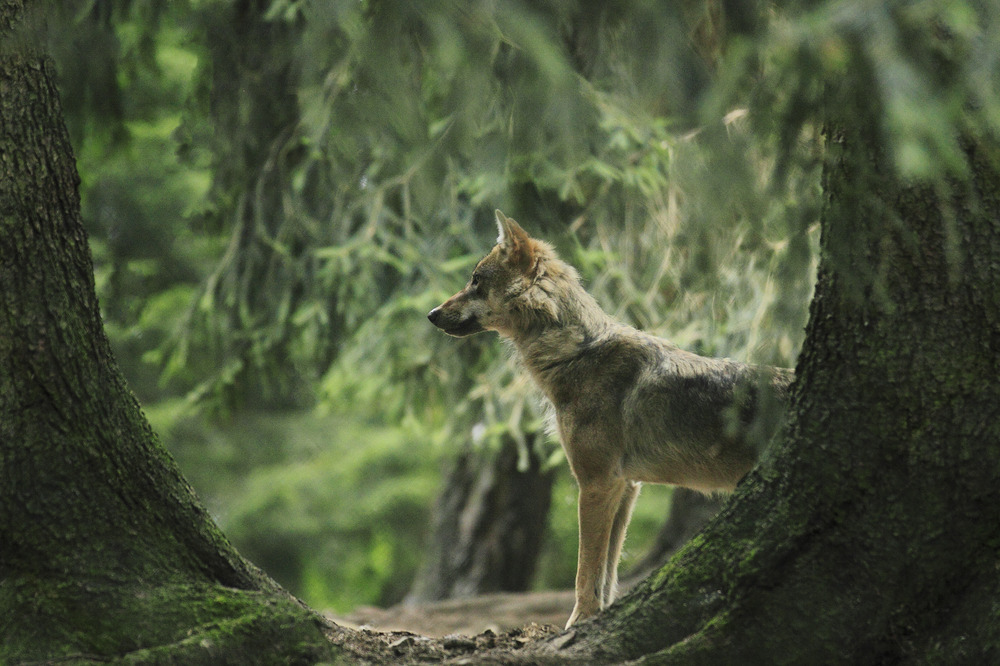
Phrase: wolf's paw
[{"left": 565, "top": 600, "right": 598, "bottom": 629}]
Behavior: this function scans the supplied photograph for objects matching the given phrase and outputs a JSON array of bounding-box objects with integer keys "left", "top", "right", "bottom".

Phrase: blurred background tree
[{"left": 55, "top": 0, "right": 817, "bottom": 614}]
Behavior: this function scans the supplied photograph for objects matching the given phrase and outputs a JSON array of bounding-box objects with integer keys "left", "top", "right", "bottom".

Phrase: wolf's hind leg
[
  {"left": 566, "top": 478, "right": 627, "bottom": 629},
  {"left": 602, "top": 480, "right": 641, "bottom": 607}
]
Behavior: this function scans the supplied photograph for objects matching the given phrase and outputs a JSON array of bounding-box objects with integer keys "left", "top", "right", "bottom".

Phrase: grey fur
[{"left": 429, "top": 210, "right": 792, "bottom": 627}]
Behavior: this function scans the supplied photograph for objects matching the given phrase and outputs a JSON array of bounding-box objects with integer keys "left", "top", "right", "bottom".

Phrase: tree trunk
[
  {"left": 623, "top": 488, "right": 723, "bottom": 585},
  {"left": 7, "top": 2, "right": 1000, "bottom": 663},
  {"left": 0, "top": 21, "right": 336, "bottom": 664},
  {"left": 520, "top": 45, "right": 1000, "bottom": 666},
  {"left": 408, "top": 434, "right": 555, "bottom": 602}
]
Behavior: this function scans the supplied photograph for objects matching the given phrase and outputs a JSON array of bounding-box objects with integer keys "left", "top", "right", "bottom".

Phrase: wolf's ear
[
  {"left": 495, "top": 209, "right": 535, "bottom": 274},
  {"left": 495, "top": 210, "right": 531, "bottom": 248}
]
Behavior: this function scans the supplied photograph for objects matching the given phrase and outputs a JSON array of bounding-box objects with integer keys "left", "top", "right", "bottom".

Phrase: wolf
[{"left": 428, "top": 210, "right": 793, "bottom": 628}]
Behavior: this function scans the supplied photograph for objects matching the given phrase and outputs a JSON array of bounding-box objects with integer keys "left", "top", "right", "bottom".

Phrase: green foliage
[
  {"left": 224, "top": 425, "right": 439, "bottom": 612},
  {"left": 56, "top": 0, "right": 218, "bottom": 404},
  {"left": 148, "top": 407, "right": 443, "bottom": 612},
  {"left": 59, "top": 0, "right": 849, "bottom": 613},
  {"left": 64, "top": 0, "right": 820, "bottom": 430},
  {"left": 713, "top": 0, "right": 1000, "bottom": 290},
  {"left": 293, "top": 1, "right": 819, "bottom": 454}
]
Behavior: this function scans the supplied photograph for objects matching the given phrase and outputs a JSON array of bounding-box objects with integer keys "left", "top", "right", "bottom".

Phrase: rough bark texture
[
  {"left": 512, "top": 67, "right": 1000, "bottom": 666},
  {"left": 408, "top": 435, "right": 555, "bottom": 602},
  {"left": 5, "top": 2, "right": 999, "bottom": 663},
  {"left": 0, "top": 24, "right": 337, "bottom": 665}
]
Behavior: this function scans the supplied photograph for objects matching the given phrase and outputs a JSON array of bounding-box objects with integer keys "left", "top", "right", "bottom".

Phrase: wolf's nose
[{"left": 427, "top": 307, "right": 441, "bottom": 325}]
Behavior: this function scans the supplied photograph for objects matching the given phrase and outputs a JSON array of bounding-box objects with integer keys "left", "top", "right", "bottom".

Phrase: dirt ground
[{"left": 324, "top": 590, "right": 574, "bottom": 663}]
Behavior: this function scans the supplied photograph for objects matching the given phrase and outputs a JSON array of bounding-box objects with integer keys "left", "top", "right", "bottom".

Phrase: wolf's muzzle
[{"left": 427, "top": 307, "right": 484, "bottom": 337}]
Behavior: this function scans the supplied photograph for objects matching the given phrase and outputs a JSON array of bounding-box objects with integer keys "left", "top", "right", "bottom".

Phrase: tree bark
[
  {"left": 0, "top": 20, "right": 336, "bottom": 664},
  {"left": 6, "top": 3, "right": 1000, "bottom": 664},
  {"left": 408, "top": 434, "right": 555, "bottom": 602},
  {"left": 519, "top": 46, "right": 1000, "bottom": 666}
]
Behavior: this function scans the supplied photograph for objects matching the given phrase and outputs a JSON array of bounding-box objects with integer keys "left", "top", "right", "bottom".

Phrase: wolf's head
[{"left": 428, "top": 210, "right": 561, "bottom": 338}]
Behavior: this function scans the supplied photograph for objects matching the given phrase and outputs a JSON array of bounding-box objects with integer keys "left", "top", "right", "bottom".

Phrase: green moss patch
[{"left": 0, "top": 577, "right": 339, "bottom": 664}]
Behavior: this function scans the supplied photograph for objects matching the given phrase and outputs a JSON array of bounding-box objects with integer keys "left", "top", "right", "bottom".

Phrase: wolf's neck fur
[{"left": 505, "top": 255, "right": 619, "bottom": 385}]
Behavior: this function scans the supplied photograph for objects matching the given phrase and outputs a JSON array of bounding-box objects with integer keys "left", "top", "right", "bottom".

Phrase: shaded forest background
[{"left": 52, "top": 0, "right": 822, "bottom": 615}]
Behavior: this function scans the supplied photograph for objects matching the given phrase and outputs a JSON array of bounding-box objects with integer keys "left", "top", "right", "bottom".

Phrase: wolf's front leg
[{"left": 566, "top": 478, "right": 627, "bottom": 629}]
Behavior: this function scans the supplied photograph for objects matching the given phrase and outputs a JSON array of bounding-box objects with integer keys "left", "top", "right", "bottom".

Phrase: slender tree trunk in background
[
  {"left": 191, "top": 0, "right": 317, "bottom": 408},
  {"left": 408, "top": 434, "right": 555, "bottom": 602},
  {"left": 0, "top": 12, "right": 336, "bottom": 662},
  {"left": 521, "top": 63, "right": 1000, "bottom": 666}
]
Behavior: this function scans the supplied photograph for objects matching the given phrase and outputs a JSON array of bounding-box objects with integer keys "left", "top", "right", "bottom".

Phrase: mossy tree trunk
[
  {"left": 0, "top": 13, "right": 338, "bottom": 664},
  {"left": 522, "top": 36, "right": 1000, "bottom": 666}
]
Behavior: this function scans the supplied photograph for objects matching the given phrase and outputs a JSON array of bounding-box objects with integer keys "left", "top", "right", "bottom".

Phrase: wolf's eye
[{"left": 470, "top": 273, "right": 481, "bottom": 288}]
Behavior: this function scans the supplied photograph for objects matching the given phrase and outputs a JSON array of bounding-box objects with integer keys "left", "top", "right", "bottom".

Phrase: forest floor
[{"left": 325, "top": 590, "right": 574, "bottom": 663}]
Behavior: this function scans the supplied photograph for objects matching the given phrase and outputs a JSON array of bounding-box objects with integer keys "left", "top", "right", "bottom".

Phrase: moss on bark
[
  {"left": 0, "top": 9, "right": 342, "bottom": 664},
  {"left": 513, "top": 14, "right": 1000, "bottom": 666},
  {"left": 2, "top": 580, "right": 338, "bottom": 664}
]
